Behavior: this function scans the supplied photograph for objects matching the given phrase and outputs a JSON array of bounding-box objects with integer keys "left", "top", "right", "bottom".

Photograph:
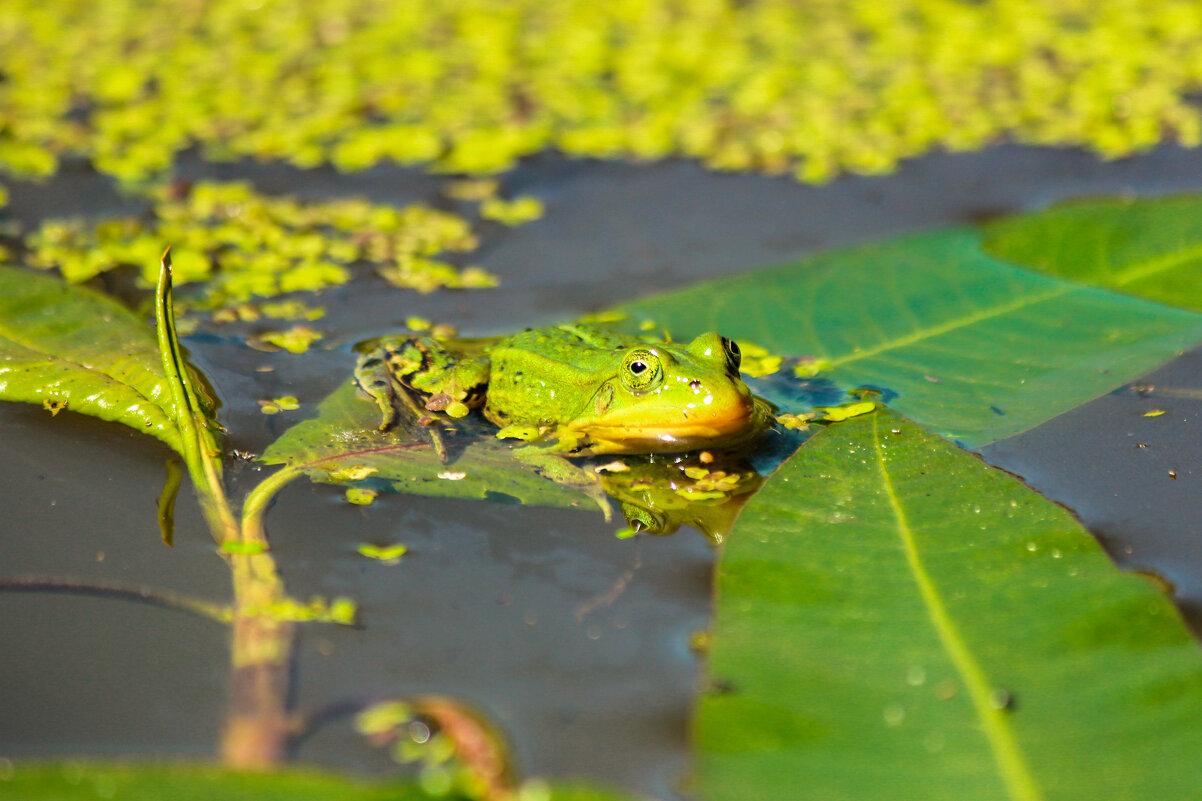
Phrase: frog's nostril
[{"left": 689, "top": 380, "right": 702, "bottom": 392}]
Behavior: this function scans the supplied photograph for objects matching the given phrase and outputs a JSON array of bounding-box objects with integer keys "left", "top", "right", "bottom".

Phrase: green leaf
[
  {"left": 0, "top": 763, "right": 455, "bottom": 801},
  {"left": 983, "top": 195, "right": 1202, "bottom": 312},
  {"left": 0, "top": 762, "right": 643, "bottom": 801},
  {"left": 0, "top": 266, "right": 190, "bottom": 453},
  {"left": 695, "top": 409, "right": 1202, "bottom": 801},
  {"left": 259, "top": 380, "right": 593, "bottom": 511},
  {"left": 619, "top": 228, "right": 1202, "bottom": 447}
]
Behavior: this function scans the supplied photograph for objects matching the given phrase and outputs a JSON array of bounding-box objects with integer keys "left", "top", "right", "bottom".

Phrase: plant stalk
[{"left": 156, "top": 251, "right": 299, "bottom": 769}]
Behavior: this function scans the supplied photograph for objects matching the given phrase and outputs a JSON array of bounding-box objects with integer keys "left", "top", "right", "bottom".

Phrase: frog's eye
[
  {"left": 722, "top": 337, "right": 741, "bottom": 372},
  {"left": 621, "top": 349, "right": 663, "bottom": 393}
]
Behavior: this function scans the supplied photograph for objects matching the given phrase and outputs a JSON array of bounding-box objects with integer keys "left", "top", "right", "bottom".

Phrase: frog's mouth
[{"left": 573, "top": 393, "right": 769, "bottom": 454}]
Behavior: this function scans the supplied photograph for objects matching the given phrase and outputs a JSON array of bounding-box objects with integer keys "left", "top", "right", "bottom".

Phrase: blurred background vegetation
[{"left": 1, "top": 0, "right": 1201, "bottom": 198}]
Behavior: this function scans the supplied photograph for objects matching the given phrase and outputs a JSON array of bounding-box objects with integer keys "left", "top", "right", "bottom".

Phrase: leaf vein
[{"left": 871, "top": 413, "right": 1044, "bottom": 801}]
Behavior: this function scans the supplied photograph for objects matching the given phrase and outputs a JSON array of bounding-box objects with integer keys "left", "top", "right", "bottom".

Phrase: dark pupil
[
  {"left": 725, "top": 339, "right": 740, "bottom": 358},
  {"left": 630, "top": 361, "right": 647, "bottom": 375}
]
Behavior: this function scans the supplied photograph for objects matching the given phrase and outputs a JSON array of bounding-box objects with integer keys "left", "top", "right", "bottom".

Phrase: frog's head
[{"left": 570, "top": 332, "right": 769, "bottom": 454}]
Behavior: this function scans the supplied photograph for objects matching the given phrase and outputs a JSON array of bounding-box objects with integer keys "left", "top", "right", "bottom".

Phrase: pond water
[{"left": 2, "top": 144, "right": 1202, "bottom": 798}]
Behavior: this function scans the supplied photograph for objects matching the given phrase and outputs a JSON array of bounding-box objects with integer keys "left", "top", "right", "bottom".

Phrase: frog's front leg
[
  {"left": 355, "top": 342, "right": 413, "bottom": 432},
  {"left": 354, "top": 336, "right": 488, "bottom": 462}
]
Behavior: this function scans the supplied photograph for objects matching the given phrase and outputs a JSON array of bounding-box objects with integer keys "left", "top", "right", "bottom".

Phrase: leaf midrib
[
  {"left": 825, "top": 284, "right": 1071, "bottom": 369},
  {"left": 871, "top": 413, "right": 1043, "bottom": 801},
  {"left": 1111, "top": 242, "right": 1202, "bottom": 288},
  {"left": 824, "top": 240, "right": 1202, "bottom": 371}
]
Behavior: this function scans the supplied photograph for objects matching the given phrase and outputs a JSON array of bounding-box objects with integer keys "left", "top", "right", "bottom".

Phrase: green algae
[{"left": 1, "top": 0, "right": 1200, "bottom": 189}]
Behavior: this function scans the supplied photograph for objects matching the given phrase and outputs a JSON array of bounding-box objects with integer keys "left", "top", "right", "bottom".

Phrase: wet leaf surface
[
  {"left": 695, "top": 409, "right": 1202, "bottom": 801},
  {"left": 260, "top": 380, "right": 590, "bottom": 511},
  {"left": 619, "top": 227, "right": 1202, "bottom": 448},
  {"left": 0, "top": 266, "right": 190, "bottom": 453}
]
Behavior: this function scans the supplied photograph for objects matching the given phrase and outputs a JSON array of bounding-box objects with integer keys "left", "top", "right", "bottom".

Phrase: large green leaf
[
  {"left": 694, "top": 408, "right": 1202, "bottom": 801},
  {"left": 983, "top": 195, "right": 1202, "bottom": 312},
  {"left": 619, "top": 228, "right": 1202, "bottom": 447},
  {"left": 0, "top": 266, "right": 190, "bottom": 453},
  {"left": 0, "top": 763, "right": 639, "bottom": 801}
]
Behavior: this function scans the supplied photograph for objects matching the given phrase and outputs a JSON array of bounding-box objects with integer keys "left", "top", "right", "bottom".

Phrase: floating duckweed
[
  {"left": 258, "top": 395, "right": 300, "bottom": 415},
  {"left": 794, "top": 358, "right": 835, "bottom": 379},
  {"left": 776, "top": 412, "right": 817, "bottom": 431},
  {"left": 357, "top": 542, "right": 408, "bottom": 562},
  {"left": 347, "top": 489, "right": 381, "bottom": 507},
  {"left": 263, "top": 596, "right": 359, "bottom": 624},
  {"left": 254, "top": 325, "right": 324, "bottom": 355},
  {"left": 23, "top": 181, "right": 496, "bottom": 313},
  {"left": 1, "top": 1, "right": 1200, "bottom": 187},
  {"left": 258, "top": 300, "right": 326, "bottom": 321},
  {"left": 480, "top": 196, "right": 544, "bottom": 226},
  {"left": 406, "top": 317, "right": 433, "bottom": 332},
  {"left": 443, "top": 179, "right": 500, "bottom": 202},
  {"left": 818, "top": 401, "right": 880, "bottom": 422},
  {"left": 734, "top": 340, "right": 784, "bottom": 377}
]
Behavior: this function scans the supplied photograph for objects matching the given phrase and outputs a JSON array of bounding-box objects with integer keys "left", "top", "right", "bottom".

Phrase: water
[{"left": 3, "top": 144, "right": 1202, "bottom": 798}]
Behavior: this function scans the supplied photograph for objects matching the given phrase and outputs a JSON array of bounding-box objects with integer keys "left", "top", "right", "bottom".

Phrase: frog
[{"left": 353, "top": 323, "right": 773, "bottom": 520}]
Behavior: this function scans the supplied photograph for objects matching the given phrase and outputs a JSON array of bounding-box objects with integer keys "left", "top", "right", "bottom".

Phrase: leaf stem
[
  {"left": 241, "top": 465, "right": 305, "bottom": 547},
  {"left": 156, "top": 250, "right": 239, "bottom": 542}
]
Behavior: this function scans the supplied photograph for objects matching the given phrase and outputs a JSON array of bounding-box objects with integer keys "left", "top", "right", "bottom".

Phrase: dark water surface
[{"left": 3, "top": 145, "right": 1202, "bottom": 798}]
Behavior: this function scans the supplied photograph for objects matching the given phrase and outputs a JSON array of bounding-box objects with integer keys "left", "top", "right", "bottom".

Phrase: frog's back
[{"left": 485, "top": 325, "right": 635, "bottom": 426}]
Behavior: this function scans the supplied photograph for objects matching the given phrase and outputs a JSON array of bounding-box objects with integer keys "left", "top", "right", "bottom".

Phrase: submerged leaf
[
  {"left": 695, "top": 409, "right": 1202, "bottom": 800},
  {"left": 0, "top": 266, "right": 195, "bottom": 453}
]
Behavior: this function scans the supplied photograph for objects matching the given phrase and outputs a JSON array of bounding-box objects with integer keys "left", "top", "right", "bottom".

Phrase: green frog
[
  {"left": 354, "top": 324, "right": 773, "bottom": 527},
  {"left": 355, "top": 323, "right": 771, "bottom": 456}
]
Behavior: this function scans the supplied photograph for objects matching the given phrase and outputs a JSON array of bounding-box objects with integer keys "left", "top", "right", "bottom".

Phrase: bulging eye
[
  {"left": 722, "top": 337, "right": 741, "bottom": 372},
  {"left": 621, "top": 348, "right": 663, "bottom": 393}
]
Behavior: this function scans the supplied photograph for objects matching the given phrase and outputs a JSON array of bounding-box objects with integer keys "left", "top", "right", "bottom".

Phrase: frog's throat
[{"left": 569, "top": 396, "right": 766, "bottom": 454}]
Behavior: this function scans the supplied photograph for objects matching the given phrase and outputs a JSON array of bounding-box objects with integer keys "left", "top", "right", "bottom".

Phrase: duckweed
[
  {"left": 480, "top": 196, "right": 544, "bottom": 226},
  {"left": 254, "top": 325, "right": 324, "bottom": 354},
  {"left": 347, "top": 490, "right": 382, "bottom": 507},
  {"left": 24, "top": 181, "right": 495, "bottom": 313},
  {"left": 259, "top": 395, "right": 301, "bottom": 414},
  {"left": 1, "top": 0, "right": 1199, "bottom": 188}
]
